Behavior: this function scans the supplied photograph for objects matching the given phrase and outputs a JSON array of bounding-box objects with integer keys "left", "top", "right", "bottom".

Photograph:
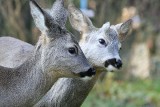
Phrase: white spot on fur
[{"left": 106, "top": 65, "right": 118, "bottom": 72}]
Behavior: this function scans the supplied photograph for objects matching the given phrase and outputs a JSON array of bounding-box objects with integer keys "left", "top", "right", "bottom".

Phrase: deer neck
[{"left": 34, "top": 67, "right": 104, "bottom": 107}]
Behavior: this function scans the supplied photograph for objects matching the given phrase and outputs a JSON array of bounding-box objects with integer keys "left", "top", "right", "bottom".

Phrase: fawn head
[
  {"left": 29, "top": 0, "right": 95, "bottom": 77},
  {"left": 68, "top": 4, "right": 132, "bottom": 71}
]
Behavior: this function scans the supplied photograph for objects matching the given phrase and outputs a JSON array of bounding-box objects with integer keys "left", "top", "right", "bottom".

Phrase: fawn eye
[
  {"left": 68, "top": 47, "right": 77, "bottom": 55},
  {"left": 99, "top": 39, "right": 106, "bottom": 46}
]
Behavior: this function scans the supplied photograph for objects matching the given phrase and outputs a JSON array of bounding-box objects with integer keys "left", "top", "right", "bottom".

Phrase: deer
[
  {"left": 0, "top": 1, "right": 132, "bottom": 107},
  {"left": 33, "top": 4, "right": 132, "bottom": 107},
  {"left": 0, "top": 0, "right": 95, "bottom": 107}
]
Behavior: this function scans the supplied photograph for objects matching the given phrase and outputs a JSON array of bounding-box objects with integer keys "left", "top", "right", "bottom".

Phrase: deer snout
[
  {"left": 105, "top": 58, "right": 122, "bottom": 69},
  {"left": 79, "top": 68, "right": 96, "bottom": 77},
  {"left": 116, "top": 59, "right": 122, "bottom": 69}
]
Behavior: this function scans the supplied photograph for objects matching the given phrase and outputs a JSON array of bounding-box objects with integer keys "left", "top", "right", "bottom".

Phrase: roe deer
[
  {"left": 34, "top": 3, "right": 132, "bottom": 107},
  {"left": 0, "top": 0, "right": 95, "bottom": 107},
  {"left": 0, "top": 1, "right": 132, "bottom": 107}
]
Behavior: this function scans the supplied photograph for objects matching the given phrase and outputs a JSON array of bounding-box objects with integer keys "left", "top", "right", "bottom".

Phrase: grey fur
[
  {"left": 0, "top": 37, "right": 33, "bottom": 67},
  {"left": 0, "top": 1, "right": 93, "bottom": 106},
  {"left": 0, "top": 1, "right": 132, "bottom": 107},
  {"left": 50, "top": 0, "right": 68, "bottom": 28}
]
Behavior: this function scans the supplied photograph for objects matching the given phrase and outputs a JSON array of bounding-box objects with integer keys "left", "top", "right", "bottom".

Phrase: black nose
[
  {"left": 79, "top": 68, "right": 96, "bottom": 77},
  {"left": 105, "top": 58, "right": 122, "bottom": 69},
  {"left": 116, "top": 59, "right": 122, "bottom": 69}
]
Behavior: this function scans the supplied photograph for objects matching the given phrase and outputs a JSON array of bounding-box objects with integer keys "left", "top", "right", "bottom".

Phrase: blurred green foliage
[{"left": 82, "top": 73, "right": 160, "bottom": 107}]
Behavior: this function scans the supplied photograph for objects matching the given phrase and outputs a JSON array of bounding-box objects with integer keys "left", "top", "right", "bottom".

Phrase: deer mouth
[
  {"left": 104, "top": 58, "right": 123, "bottom": 72},
  {"left": 106, "top": 65, "right": 118, "bottom": 72},
  {"left": 78, "top": 68, "right": 96, "bottom": 77}
]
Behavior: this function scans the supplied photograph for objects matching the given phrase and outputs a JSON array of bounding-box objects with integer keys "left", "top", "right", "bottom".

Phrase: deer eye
[
  {"left": 99, "top": 39, "right": 107, "bottom": 46},
  {"left": 68, "top": 47, "right": 77, "bottom": 55}
]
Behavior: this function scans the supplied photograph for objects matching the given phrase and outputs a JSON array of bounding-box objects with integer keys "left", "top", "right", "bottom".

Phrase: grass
[{"left": 82, "top": 73, "right": 160, "bottom": 107}]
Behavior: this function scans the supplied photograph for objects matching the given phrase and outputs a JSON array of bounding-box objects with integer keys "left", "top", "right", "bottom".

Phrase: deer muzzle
[
  {"left": 105, "top": 58, "right": 122, "bottom": 69},
  {"left": 79, "top": 68, "right": 96, "bottom": 77}
]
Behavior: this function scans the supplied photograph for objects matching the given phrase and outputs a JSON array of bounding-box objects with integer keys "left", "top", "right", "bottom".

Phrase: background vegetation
[{"left": 0, "top": 0, "right": 160, "bottom": 107}]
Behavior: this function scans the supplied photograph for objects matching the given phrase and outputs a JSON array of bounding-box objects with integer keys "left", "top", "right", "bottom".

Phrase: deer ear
[
  {"left": 68, "top": 3, "right": 93, "bottom": 33},
  {"left": 30, "top": 0, "right": 48, "bottom": 32},
  {"left": 115, "top": 19, "right": 132, "bottom": 42},
  {"left": 50, "top": 0, "right": 68, "bottom": 28},
  {"left": 101, "top": 22, "right": 110, "bottom": 31},
  {"left": 30, "top": 0, "right": 63, "bottom": 37}
]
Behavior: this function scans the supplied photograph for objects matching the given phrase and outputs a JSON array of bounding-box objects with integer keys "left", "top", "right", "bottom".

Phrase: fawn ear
[
  {"left": 68, "top": 3, "right": 93, "bottom": 34},
  {"left": 115, "top": 19, "right": 132, "bottom": 42},
  {"left": 30, "top": 0, "right": 64, "bottom": 37},
  {"left": 101, "top": 22, "right": 110, "bottom": 32}
]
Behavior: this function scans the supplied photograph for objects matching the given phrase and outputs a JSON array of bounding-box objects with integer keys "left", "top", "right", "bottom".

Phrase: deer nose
[
  {"left": 105, "top": 58, "right": 122, "bottom": 69},
  {"left": 79, "top": 68, "right": 96, "bottom": 77},
  {"left": 116, "top": 59, "right": 122, "bottom": 69}
]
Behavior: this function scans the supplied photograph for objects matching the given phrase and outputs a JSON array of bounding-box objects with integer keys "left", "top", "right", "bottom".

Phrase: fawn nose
[
  {"left": 105, "top": 58, "right": 122, "bottom": 69},
  {"left": 116, "top": 59, "right": 122, "bottom": 69},
  {"left": 79, "top": 68, "right": 96, "bottom": 77}
]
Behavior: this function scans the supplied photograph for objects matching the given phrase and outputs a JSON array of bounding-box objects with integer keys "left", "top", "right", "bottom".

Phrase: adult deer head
[{"left": 30, "top": 0, "right": 95, "bottom": 77}]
